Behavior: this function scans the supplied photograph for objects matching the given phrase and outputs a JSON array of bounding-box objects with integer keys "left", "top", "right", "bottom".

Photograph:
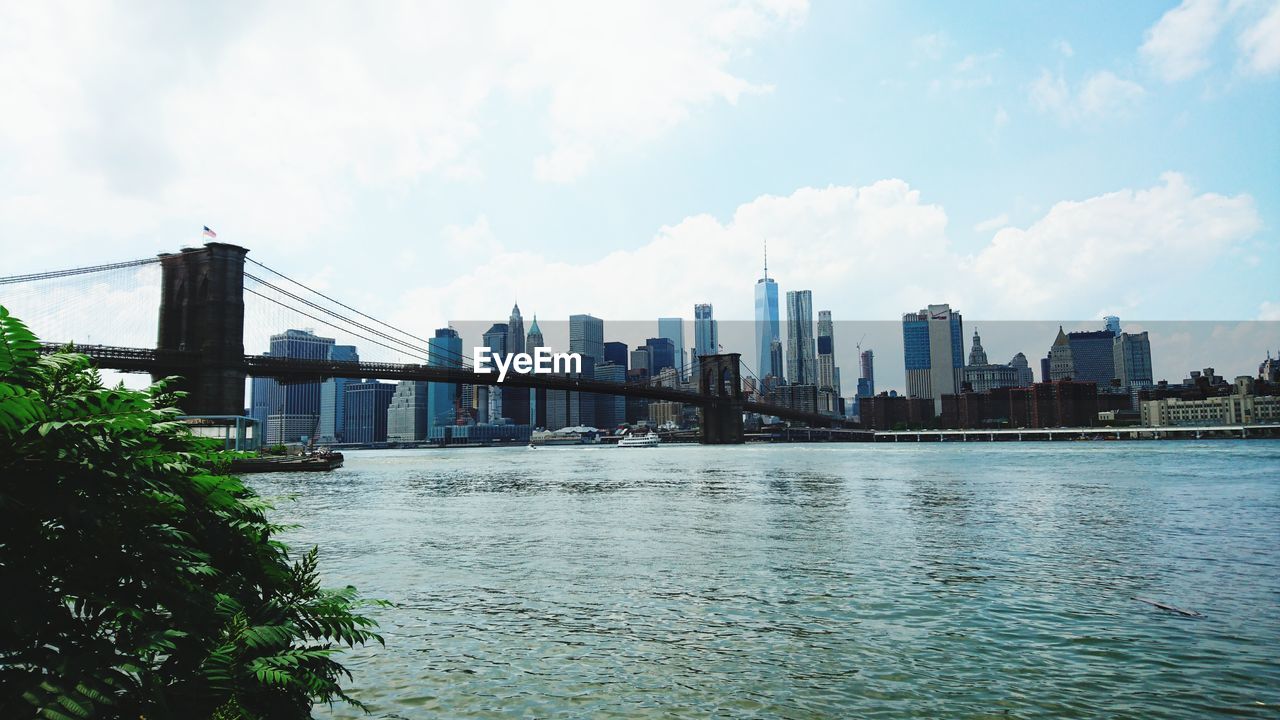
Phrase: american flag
[{"left": 202, "top": 225, "right": 217, "bottom": 239}]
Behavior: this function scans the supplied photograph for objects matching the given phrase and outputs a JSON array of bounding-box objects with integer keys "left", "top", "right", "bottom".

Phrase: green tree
[{"left": 0, "top": 306, "right": 385, "bottom": 719}]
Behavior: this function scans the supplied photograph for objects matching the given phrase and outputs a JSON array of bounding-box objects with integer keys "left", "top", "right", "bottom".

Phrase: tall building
[
  {"left": 816, "top": 310, "right": 840, "bottom": 414},
  {"left": 658, "top": 317, "right": 686, "bottom": 377},
  {"left": 902, "top": 303, "right": 964, "bottom": 413},
  {"left": 785, "top": 290, "right": 816, "bottom": 386},
  {"left": 569, "top": 314, "right": 604, "bottom": 363},
  {"left": 963, "top": 330, "right": 1030, "bottom": 393},
  {"left": 252, "top": 329, "right": 336, "bottom": 444},
  {"left": 693, "top": 303, "right": 718, "bottom": 366},
  {"left": 968, "top": 329, "right": 988, "bottom": 365},
  {"left": 1105, "top": 315, "right": 1121, "bottom": 336},
  {"left": 595, "top": 362, "right": 626, "bottom": 429},
  {"left": 427, "top": 327, "right": 462, "bottom": 431},
  {"left": 604, "top": 341, "right": 629, "bottom": 368},
  {"left": 1068, "top": 329, "right": 1117, "bottom": 386},
  {"left": 630, "top": 346, "right": 651, "bottom": 376},
  {"left": 1114, "top": 331, "right": 1153, "bottom": 391},
  {"left": 317, "top": 344, "right": 359, "bottom": 443},
  {"left": 343, "top": 379, "right": 394, "bottom": 444},
  {"left": 860, "top": 349, "right": 875, "bottom": 396},
  {"left": 386, "top": 381, "right": 430, "bottom": 442},
  {"left": 507, "top": 303, "right": 525, "bottom": 355},
  {"left": 1048, "top": 326, "right": 1075, "bottom": 381},
  {"left": 527, "top": 317, "right": 547, "bottom": 428},
  {"left": 1010, "top": 352, "right": 1034, "bottom": 386},
  {"left": 754, "top": 243, "right": 780, "bottom": 381},
  {"left": 645, "top": 337, "right": 676, "bottom": 373},
  {"left": 482, "top": 323, "right": 508, "bottom": 421}
]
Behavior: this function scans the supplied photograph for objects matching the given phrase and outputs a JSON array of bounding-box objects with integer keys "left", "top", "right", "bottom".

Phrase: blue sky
[{"left": 2, "top": 0, "right": 1278, "bottom": 388}]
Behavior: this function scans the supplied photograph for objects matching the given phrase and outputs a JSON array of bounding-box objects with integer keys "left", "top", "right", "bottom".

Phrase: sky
[{"left": 2, "top": 0, "right": 1279, "bottom": 391}]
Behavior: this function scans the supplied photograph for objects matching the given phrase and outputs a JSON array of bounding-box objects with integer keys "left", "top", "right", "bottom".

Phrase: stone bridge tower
[
  {"left": 155, "top": 242, "right": 249, "bottom": 415},
  {"left": 698, "top": 353, "right": 744, "bottom": 444}
]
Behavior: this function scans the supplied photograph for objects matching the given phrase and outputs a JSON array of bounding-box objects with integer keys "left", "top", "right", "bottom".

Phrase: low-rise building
[{"left": 1141, "top": 378, "right": 1280, "bottom": 426}]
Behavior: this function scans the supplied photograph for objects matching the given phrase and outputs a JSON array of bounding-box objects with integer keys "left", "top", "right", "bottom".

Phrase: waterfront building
[
  {"left": 428, "top": 421, "right": 532, "bottom": 445},
  {"left": 386, "top": 381, "right": 430, "bottom": 442},
  {"left": 1048, "top": 327, "right": 1075, "bottom": 381},
  {"left": 940, "top": 380, "right": 1098, "bottom": 429},
  {"left": 816, "top": 310, "right": 840, "bottom": 414},
  {"left": 252, "top": 329, "right": 336, "bottom": 444},
  {"left": 604, "top": 341, "right": 628, "bottom": 368},
  {"left": 507, "top": 303, "right": 525, "bottom": 355},
  {"left": 785, "top": 290, "right": 816, "bottom": 386},
  {"left": 754, "top": 244, "right": 781, "bottom": 381},
  {"left": 767, "top": 384, "right": 818, "bottom": 415},
  {"left": 1141, "top": 379, "right": 1280, "bottom": 427},
  {"left": 343, "top": 379, "right": 395, "bottom": 443},
  {"left": 317, "top": 344, "right": 359, "bottom": 443},
  {"left": 658, "top": 317, "right": 686, "bottom": 378},
  {"left": 902, "top": 303, "right": 964, "bottom": 413},
  {"left": 427, "top": 327, "right": 462, "bottom": 431},
  {"left": 859, "top": 393, "right": 935, "bottom": 430},
  {"left": 1260, "top": 351, "right": 1279, "bottom": 383},
  {"left": 1114, "top": 331, "right": 1154, "bottom": 392},
  {"left": 645, "top": 337, "right": 676, "bottom": 374},
  {"left": 649, "top": 401, "right": 682, "bottom": 428}
]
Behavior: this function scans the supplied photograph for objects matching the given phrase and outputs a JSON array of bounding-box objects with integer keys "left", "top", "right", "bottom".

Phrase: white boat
[{"left": 617, "top": 433, "right": 660, "bottom": 448}]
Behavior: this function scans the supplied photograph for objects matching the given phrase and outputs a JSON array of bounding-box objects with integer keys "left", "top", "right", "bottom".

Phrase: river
[{"left": 248, "top": 442, "right": 1280, "bottom": 718}]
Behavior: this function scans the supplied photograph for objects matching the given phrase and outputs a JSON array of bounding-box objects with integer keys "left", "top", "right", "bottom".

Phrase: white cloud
[
  {"left": 1030, "top": 69, "right": 1144, "bottom": 122},
  {"left": 0, "top": 1, "right": 807, "bottom": 258},
  {"left": 1260, "top": 301, "right": 1280, "bottom": 321},
  {"left": 1056, "top": 40, "right": 1075, "bottom": 58},
  {"left": 1237, "top": 0, "right": 1280, "bottom": 75},
  {"left": 1141, "top": 0, "right": 1231, "bottom": 82},
  {"left": 912, "top": 32, "right": 949, "bottom": 63},
  {"left": 969, "top": 172, "right": 1260, "bottom": 316},
  {"left": 973, "top": 213, "right": 1009, "bottom": 233}
]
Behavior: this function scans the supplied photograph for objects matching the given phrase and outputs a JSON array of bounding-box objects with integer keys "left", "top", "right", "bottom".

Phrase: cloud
[
  {"left": 1238, "top": 0, "right": 1280, "bottom": 75},
  {"left": 1140, "top": 0, "right": 1231, "bottom": 82},
  {"left": 968, "top": 172, "right": 1260, "bottom": 316},
  {"left": 973, "top": 213, "right": 1009, "bottom": 233},
  {"left": 1030, "top": 69, "right": 1144, "bottom": 122},
  {"left": 1056, "top": 40, "right": 1075, "bottom": 58},
  {"left": 912, "top": 32, "right": 949, "bottom": 63},
  {"left": 1260, "top": 301, "right": 1280, "bottom": 321},
  {"left": 0, "top": 1, "right": 807, "bottom": 258}
]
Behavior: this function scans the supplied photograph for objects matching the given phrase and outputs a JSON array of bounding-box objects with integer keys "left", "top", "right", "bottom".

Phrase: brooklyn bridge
[{"left": 4, "top": 242, "right": 857, "bottom": 444}]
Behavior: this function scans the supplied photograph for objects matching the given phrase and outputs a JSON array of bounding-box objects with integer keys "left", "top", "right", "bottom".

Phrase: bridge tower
[
  {"left": 698, "top": 353, "right": 744, "bottom": 444},
  {"left": 155, "top": 242, "right": 249, "bottom": 415}
]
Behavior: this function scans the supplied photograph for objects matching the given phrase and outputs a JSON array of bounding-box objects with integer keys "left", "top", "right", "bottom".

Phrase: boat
[
  {"left": 617, "top": 432, "right": 660, "bottom": 448},
  {"left": 228, "top": 451, "right": 344, "bottom": 473}
]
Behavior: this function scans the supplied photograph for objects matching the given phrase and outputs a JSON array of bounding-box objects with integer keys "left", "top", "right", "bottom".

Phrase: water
[{"left": 249, "top": 442, "right": 1280, "bottom": 718}]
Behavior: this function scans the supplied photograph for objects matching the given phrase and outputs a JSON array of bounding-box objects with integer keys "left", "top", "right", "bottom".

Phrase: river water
[{"left": 249, "top": 442, "right": 1280, "bottom": 719}]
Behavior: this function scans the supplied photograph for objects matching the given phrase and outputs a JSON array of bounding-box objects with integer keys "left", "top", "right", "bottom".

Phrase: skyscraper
[
  {"left": 482, "top": 323, "right": 508, "bottom": 421},
  {"left": 785, "top": 290, "right": 816, "bottom": 386},
  {"left": 1114, "top": 331, "right": 1153, "bottom": 391},
  {"left": 754, "top": 243, "right": 780, "bottom": 381},
  {"left": 1105, "top": 315, "right": 1121, "bottom": 336},
  {"left": 1067, "top": 329, "right": 1117, "bottom": 386},
  {"left": 1048, "top": 326, "right": 1075, "bottom": 381},
  {"left": 967, "top": 329, "right": 988, "bottom": 365},
  {"left": 569, "top": 314, "right": 604, "bottom": 364},
  {"left": 427, "top": 327, "right": 462, "bottom": 430},
  {"left": 317, "top": 344, "right": 359, "bottom": 443},
  {"left": 902, "top": 303, "right": 964, "bottom": 413},
  {"left": 816, "top": 310, "right": 840, "bottom": 414},
  {"left": 386, "top": 381, "right": 429, "bottom": 442},
  {"left": 526, "top": 315, "right": 544, "bottom": 350},
  {"left": 693, "top": 303, "right": 717, "bottom": 363},
  {"left": 343, "top": 380, "right": 394, "bottom": 444},
  {"left": 508, "top": 303, "right": 526, "bottom": 355},
  {"left": 526, "top": 317, "right": 546, "bottom": 428},
  {"left": 658, "top": 317, "right": 686, "bottom": 377},
  {"left": 253, "top": 329, "right": 336, "bottom": 443},
  {"left": 604, "top": 341, "right": 629, "bottom": 368},
  {"left": 860, "top": 349, "right": 875, "bottom": 396},
  {"left": 645, "top": 337, "right": 676, "bottom": 374}
]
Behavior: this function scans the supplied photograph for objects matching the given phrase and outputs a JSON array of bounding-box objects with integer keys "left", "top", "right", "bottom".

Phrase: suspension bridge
[{"left": 3, "top": 242, "right": 856, "bottom": 443}]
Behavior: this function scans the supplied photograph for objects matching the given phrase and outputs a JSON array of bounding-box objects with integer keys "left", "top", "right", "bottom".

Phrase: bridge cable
[{"left": 0, "top": 257, "right": 160, "bottom": 286}]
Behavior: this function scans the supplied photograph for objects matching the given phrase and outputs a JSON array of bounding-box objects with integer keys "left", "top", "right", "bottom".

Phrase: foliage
[{"left": 0, "top": 306, "right": 385, "bottom": 719}]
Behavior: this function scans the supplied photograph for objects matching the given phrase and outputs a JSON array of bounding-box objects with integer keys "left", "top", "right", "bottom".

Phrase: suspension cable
[{"left": 0, "top": 257, "right": 160, "bottom": 286}]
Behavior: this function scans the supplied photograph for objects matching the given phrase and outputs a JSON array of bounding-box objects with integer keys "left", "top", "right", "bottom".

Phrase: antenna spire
[{"left": 763, "top": 238, "right": 769, "bottom": 281}]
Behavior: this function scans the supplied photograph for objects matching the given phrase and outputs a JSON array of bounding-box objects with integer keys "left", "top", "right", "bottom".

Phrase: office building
[
  {"left": 1105, "top": 315, "right": 1121, "bottom": 336},
  {"left": 1114, "top": 331, "right": 1154, "bottom": 391},
  {"left": 816, "top": 310, "right": 840, "bottom": 414},
  {"left": 785, "top": 290, "right": 816, "bottom": 386},
  {"left": 507, "top": 303, "right": 525, "bottom": 355},
  {"left": 604, "top": 341, "right": 629, "bottom": 368},
  {"left": 694, "top": 303, "right": 718, "bottom": 362},
  {"left": 1048, "top": 326, "right": 1075, "bottom": 381},
  {"left": 569, "top": 314, "right": 604, "bottom": 363},
  {"left": 595, "top": 362, "right": 626, "bottom": 429},
  {"left": 630, "top": 346, "right": 651, "bottom": 376},
  {"left": 427, "top": 328, "right": 462, "bottom": 431},
  {"left": 962, "top": 329, "right": 1029, "bottom": 393},
  {"left": 860, "top": 349, "right": 875, "bottom": 397},
  {"left": 645, "top": 337, "right": 676, "bottom": 374},
  {"left": 1010, "top": 352, "right": 1034, "bottom": 386},
  {"left": 902, "top": 303, "right": 964, "bottom": 413},
  {"left": 1142, "top": 378, "right": 1280, "bottom": 426},
  {"left": 481, "top": 323, "right": 508, "bottom": 420},
  {"left": 658, "top": 317, "right": 686, "bottom": 377},
  {"left": 343, "top": 380, "right": 394, "bottom": 444},
  {"left": 317, "top": 344, "right": 359, "bottom": 443},
  {"left": 386, "top": 381, "right": 430, "bottom": 442},
  {"left": 527, "top": 317, "right": 547, "bottom": 428},
  {"left": 252, "top": 329, "right": 336, "bottom": 444},
  {"left": 1068, "top": 329, "right": 1117, "bottom": 385},
  {"left": 754, "top": 244, "right": 781, "bottom": 381}
]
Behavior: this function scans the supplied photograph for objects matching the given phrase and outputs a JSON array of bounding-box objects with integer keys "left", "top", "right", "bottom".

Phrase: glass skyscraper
[
  {"left": 658, "top": 317, "right": 686, "bottom": 377},
  {"left": 785, "top": 290, "right": 816, "bottom": 386},
  {"left": 693, "top": 303, "right": 717, "bottom": 360},
  {"left": 251, "top": 328, "right": 336, "bottom": 443},
  {"left": 317, "top": 344, "right": 358, "bottom": 443},
  {"left": 754, "top": 248, "right": 780, "bottom": 382},
  {"left": 427, "top": 327, "right": 462, "bottom": 431}
]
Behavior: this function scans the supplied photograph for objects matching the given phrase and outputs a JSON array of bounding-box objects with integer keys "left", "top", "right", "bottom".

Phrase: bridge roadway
[{"left": 41, "top": 343, "right": 851, "bottom": 429}]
